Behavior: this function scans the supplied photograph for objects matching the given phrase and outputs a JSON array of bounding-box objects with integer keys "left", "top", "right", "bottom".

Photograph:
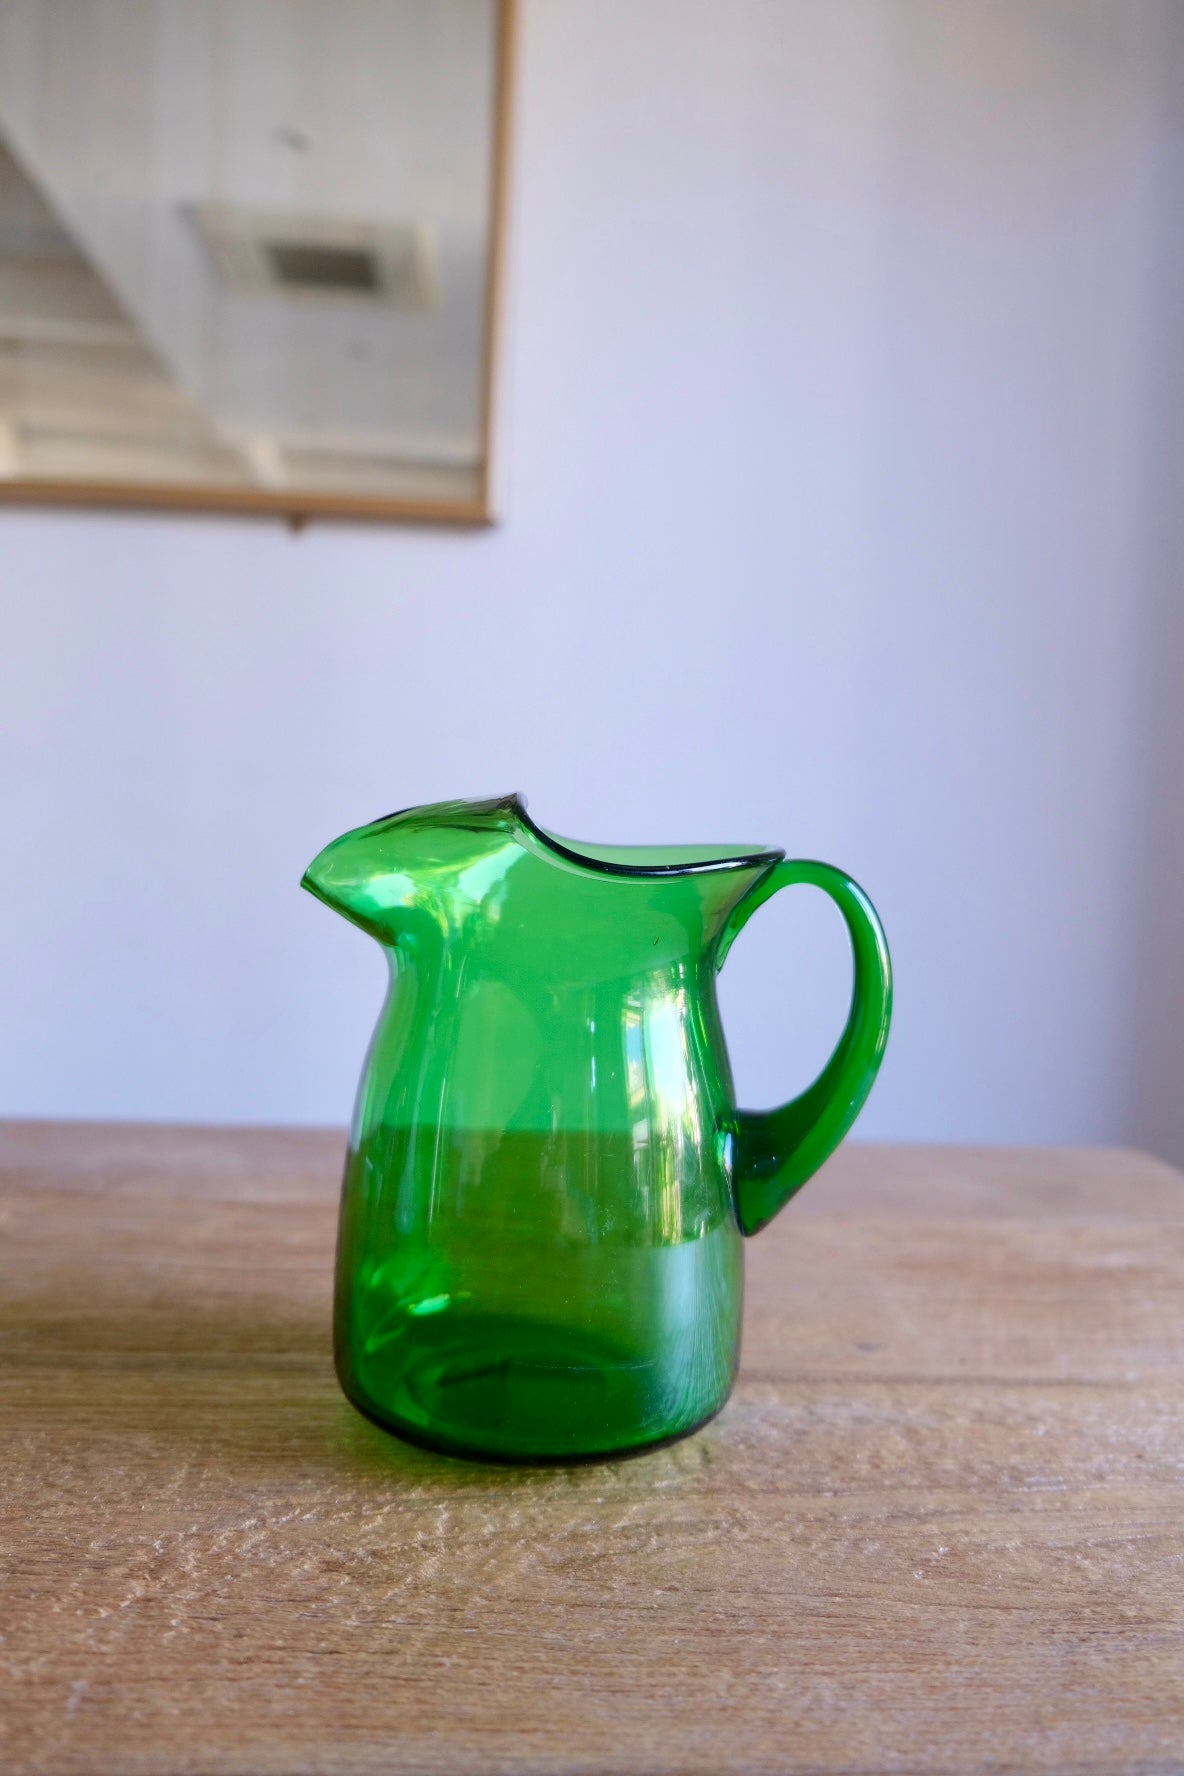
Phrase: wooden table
[{"left": 3, "top": 1123, "right": 1183, "bottom": 1774}]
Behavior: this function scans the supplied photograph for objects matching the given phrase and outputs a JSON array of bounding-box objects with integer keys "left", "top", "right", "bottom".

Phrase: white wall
[
  {"left": 1128, "top": 2, "right": 1184, "bottom": 1169},
  {"left": 2, "top": 0, "right": 1181, "bottom": 1156}
]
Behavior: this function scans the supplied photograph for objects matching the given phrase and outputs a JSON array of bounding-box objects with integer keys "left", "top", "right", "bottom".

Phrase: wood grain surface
[{"left": 2, "top": 1122, "right": 1183, "bottom": 1775}]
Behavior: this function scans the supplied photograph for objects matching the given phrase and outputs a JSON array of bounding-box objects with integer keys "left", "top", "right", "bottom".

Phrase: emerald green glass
[{"left": 302, "top": 795, "right": 891, "bottom": 1462}]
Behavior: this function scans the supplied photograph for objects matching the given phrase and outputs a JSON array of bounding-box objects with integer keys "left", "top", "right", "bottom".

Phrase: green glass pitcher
[{"left": 303, "top": 795, "right": 891, "bottom": 1463}]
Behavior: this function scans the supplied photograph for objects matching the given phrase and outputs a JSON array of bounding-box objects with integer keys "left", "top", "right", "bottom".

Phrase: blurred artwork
[{"left": 0, "top": 0, "right": 510, "bottom": 521}]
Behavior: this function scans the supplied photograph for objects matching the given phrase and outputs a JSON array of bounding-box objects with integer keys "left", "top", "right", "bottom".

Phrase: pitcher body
[{"left": 304, "top": 795, "right": 891, "bottom": 1462}]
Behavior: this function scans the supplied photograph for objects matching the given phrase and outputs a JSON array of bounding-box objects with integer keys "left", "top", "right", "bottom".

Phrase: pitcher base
[{"left": 336, "top": 1311, "right": 735, "bottom": 1464}]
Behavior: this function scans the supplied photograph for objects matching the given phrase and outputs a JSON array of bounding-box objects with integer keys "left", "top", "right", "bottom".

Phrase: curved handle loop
[{"left": 717, "top": 860, "right": 892, "bottom": 1235}]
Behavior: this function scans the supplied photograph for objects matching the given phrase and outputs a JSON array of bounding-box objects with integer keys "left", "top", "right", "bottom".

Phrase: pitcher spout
[
  {"left": 301, "top": 842, "right": 407, "bottom": 939},
  {"left": 301, "top": 796, "right": 524, "bottom": 940}
]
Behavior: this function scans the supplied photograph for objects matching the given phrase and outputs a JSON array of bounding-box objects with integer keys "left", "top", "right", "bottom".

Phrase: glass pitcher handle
[{"left": 716, "top": 860, "right": 893, "bottom": 1235}]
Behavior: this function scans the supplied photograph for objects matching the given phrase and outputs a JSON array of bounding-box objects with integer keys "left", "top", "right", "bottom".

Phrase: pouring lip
[
  {"left": 316, "top": 793, "right": 784, "bottom": 885},
  {"left": 507, "top": 792, "right": 784, "bottom": 878}
]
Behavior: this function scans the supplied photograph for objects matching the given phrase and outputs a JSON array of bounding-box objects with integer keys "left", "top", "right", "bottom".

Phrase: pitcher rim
[{"left": 378, "top": 792, "right": 786, "bottom": 879}]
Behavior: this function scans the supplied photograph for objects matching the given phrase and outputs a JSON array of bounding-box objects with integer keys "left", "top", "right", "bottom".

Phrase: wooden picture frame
[{"left": 0, "top": 0, "right": 514, "bottom": 527}]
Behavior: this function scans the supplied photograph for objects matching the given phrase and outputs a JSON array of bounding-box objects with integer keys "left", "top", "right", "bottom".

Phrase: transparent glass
[{"left": 303, "top": 795, "right": 892, "bottom": 1462}]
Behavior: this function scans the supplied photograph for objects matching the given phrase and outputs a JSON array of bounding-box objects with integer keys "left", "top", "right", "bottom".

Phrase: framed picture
[{"left": 0, "top": 0, "right": 513, "bottom": 524}]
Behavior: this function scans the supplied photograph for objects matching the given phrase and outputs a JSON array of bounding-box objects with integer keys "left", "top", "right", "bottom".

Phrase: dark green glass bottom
[
  {"left": 335, "top": 1236, "right": 741, "bottom": 1456},
  {"left": 337, "top": 1314, "right": 734, "bottom": 1463},
  {"left": 337, "top": 1297, "right": 739, "bottom": 1464},
  {"left": 334, "top": 1127, "right": 745, "bottom": 1462}
]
